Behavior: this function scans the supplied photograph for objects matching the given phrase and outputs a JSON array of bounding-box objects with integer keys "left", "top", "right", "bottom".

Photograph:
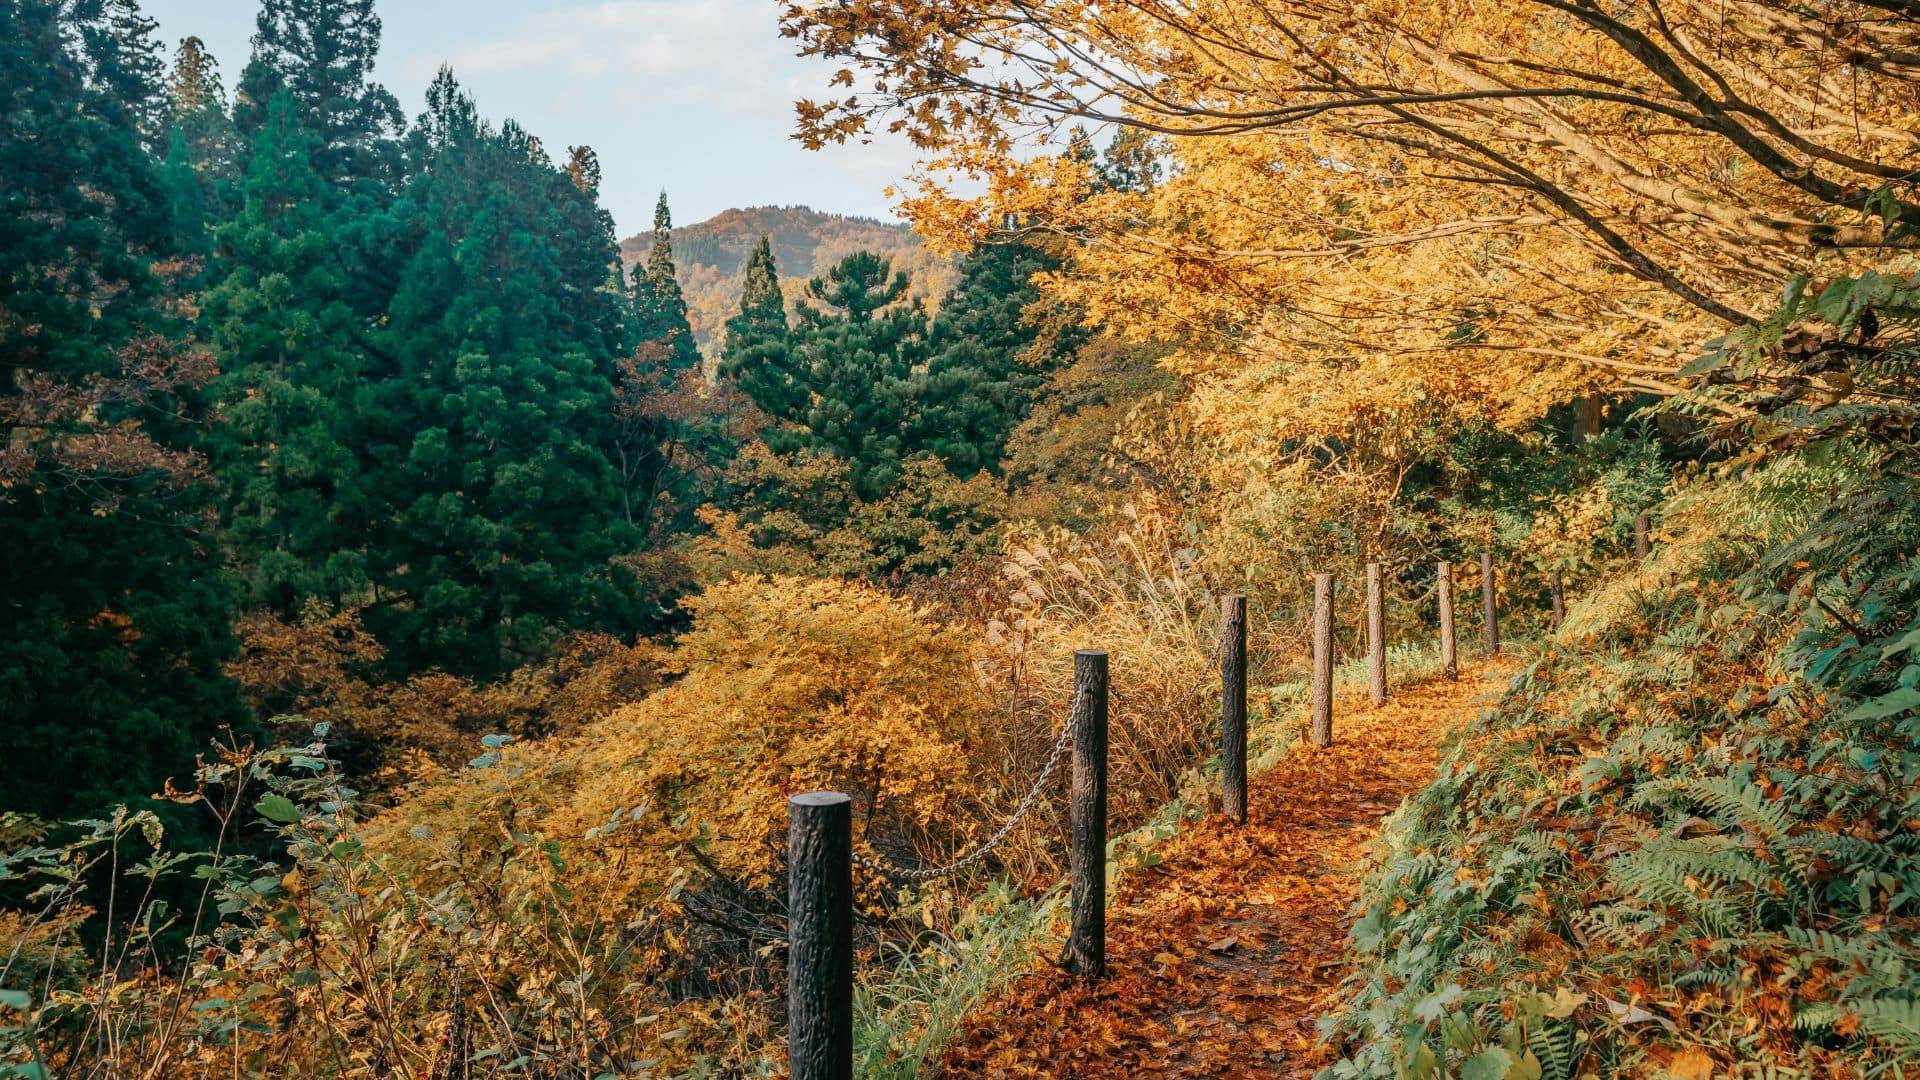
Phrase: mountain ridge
[{"left": 620, "top": 204, "right": 957, "bottom": 348}]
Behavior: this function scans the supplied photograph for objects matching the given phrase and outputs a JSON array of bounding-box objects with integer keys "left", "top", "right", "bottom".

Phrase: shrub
[{"left": 1321, "top": 446, "right": 1920, "bottom": 1078}]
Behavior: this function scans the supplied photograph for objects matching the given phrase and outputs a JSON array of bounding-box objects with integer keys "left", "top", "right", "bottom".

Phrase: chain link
[
  {"left": 854, "top": 690, "right": 1081, "bottom": 882},
  {"left": 855, "top": 627, "right": 1227, "bottom": 885}
]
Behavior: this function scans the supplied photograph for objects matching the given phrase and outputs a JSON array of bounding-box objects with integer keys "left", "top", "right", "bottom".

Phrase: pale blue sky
[{"left": 142, "top": 0, "right": 918, "bottom": 236}]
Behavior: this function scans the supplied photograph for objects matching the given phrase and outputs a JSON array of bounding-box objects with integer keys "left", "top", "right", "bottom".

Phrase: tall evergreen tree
[
  {"left": 168, "top": 34, "right": 221, "bottom": 114},
  {"left": 72, "top": 0, "right": 170, "bottom": 153},
  {"left": 370, "top": 73, "right": 646, "bottom": 675},
  {"left": 0, "top": 0, "right": 245, "bottom": 819},
  {"left": 907, "top": 238, "right": 1080, "bottom": 475},
  {"left": 201, "top": 92, "right": 377, "bottom": 616},
  {"left": 731, "top": 251, "right": 927, "bottom": 497},
  {"left": 166, "top": 35, "right": 241, "bottom": 209},
  {"left": 727, "top": 235, "right": 787, "bottom": 343},
  {"left": 629, "top": 192, "right": 700, "bottom": 375},
  {"left": 235, "top": 0, "right": 402, "bottom": 187}
]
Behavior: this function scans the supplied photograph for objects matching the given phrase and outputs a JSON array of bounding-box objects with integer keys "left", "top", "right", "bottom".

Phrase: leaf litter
[{"left": 939, "top": 664, "right": 1512, "bottom": 1078}]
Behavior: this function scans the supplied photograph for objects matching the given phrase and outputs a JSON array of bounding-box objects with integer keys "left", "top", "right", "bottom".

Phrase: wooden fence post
[
  {"left": 1481, "top": 552, "right": 1500, "bottom": 655},
  {"left": 1437, "top": 561, "right": 1458, "bottom": 679},
  {"left": 787, "top": 792, "right": 852, "bottom": 1080},
  {"left": 1635, "top": 514, "right": 1652, "bottom": 562},
  {"left": 1549, "top": 572, "right": 1566, "bottom": 630},
  {"left": 1220, "top": 595, "right": 1247, "bottom": 824},
  {"left": 1366, "top": 561, "right": 1387, "bottom": 706},
  {"left": 1068, "top": 649, "right": 1109, "bottom": 979},
  {"left": 1310, "top": 573, "right": 1334, "bottom": 747}
]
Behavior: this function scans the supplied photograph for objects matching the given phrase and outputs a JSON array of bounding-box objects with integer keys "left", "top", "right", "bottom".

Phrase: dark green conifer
[
  {"left": 731, "top": 251, "right": 926, "bottom": 497},
  {"left": 74, "top": 0, "right": 170, "bottom": 153},
  {"left": 235, "top": 0, "right": 402, "bottom": 186},
  {"left": 370, "top": 72, "right": 646, "bottom": 675},
  {"left": 630, "top": 192, "right": 701, "bottom": 375},
  {"left": 726, "top": 235, "right": 787, "bottom": 344},
  {"left": 907, "top": 238, "right": 1080, "bottom": 476},
  {"left": 201, "top": 93, "right": 376, "bottom": 616},
  {"left": 0, "top": 0, "right": 245, "bottom": 820}
]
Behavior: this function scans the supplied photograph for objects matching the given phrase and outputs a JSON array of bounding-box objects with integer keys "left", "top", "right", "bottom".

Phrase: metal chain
[
  {"left": 854, "top": 625, "right": 1227, "bottom": 884},
  {"left": 855, "top": 691, "right": 1083, "bottom": 882}
]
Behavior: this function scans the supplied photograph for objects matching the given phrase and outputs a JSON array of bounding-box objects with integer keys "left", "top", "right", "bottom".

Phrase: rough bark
[
  {"left": 1311, "top": 573, "right": 1335, "bottom": 747},
  {"left": 1481, "top": 552, "right": 1501, "bottom": 655},
  {"left": 1437, "top": 561, "right": 1459, "bottom": 679},
  {"left": 1069, "top": 649, "right": 1109, "bottom": 979},
  {"left": 787, "top": 792, "right": 852, "bottom": 1080},
  {"left": 1366, "top": 561, "right": 1387, "bottom": 706},
  {"left": 1220, "top": 594, "right": 1248, "bottom": 823}
]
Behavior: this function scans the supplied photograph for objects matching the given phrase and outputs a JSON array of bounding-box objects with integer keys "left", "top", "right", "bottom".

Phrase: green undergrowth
[{"left": 1321, "top": 447, "right": 1920, "bottom": 1079}]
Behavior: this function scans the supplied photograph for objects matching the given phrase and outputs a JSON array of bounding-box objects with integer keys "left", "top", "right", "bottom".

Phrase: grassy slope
[{"left": 1323, "top": 451, "right": 1920, "bottom": 1079}]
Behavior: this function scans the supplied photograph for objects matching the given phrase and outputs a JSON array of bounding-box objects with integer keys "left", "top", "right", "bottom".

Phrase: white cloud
[
  {"left": 396, "top": 0, "right": 933, "bottom": 224},
  {"left": 415, "top": 0, "right": 817, "bottom": 114}
]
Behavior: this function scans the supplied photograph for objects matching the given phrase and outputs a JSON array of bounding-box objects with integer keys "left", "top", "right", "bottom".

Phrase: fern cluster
[{"left": 1321, "top": 443, "right": 1920, "bottom": 1078}]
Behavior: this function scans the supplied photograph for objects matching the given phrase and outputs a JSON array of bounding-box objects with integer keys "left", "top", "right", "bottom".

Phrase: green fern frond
[
  {"left": 1631, "top": 776, "right": 1796, "bottom": 841},
  {"left": 1525, "top": 1019, "right": 1578, "bottom": 1080},
  {"left": 1854, "top": 995, "right": 1920, "bottom": 1052}
]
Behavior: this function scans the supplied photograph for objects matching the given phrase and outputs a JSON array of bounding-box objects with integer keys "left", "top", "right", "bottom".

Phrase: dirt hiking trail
[{"left": 940, "top": 663, "right": 1513, "bottom": 1079}]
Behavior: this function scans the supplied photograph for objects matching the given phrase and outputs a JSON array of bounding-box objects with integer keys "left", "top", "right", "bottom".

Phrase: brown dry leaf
[
  {"left": 938, "top": 665, "right": 1508, "bottom": 1078},
  {"left": 1668, "top": 1047, "right": 1717, "bottom": 1080}
]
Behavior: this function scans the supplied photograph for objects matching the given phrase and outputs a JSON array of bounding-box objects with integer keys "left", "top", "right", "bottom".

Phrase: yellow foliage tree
[{"left": 781, "top": 0, "right": 1920, "bottom": 558}]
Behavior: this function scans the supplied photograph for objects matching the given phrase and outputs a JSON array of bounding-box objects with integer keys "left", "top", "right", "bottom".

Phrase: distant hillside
[{"left": 621, "top": 206, "right": 958, "bottom": 348}]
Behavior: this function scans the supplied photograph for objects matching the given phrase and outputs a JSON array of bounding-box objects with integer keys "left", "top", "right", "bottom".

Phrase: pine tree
[
  {"left": 166, "top": 35, "right": 241, "bottom": 214},
  {"left": 369, "top": 72, "right": 647, "bottom": 675},
  {"left": 0, "top": 0, "right": 245, "bottom": 820},
  {"left": 564, "top": 144, "right": 601, "bottom": 193},
  {"left": 201, "top": 92, "right": 377, "bottom": 617},
  {"left": 235, "top": 0, "right": 402, "bottom": 187},
  {"left": 731, "top": 251, "right": 927, "bottom": 497},
  {"left": 729, "top": 235, "right": 787, "bottom": 341},
  {"left": 72, "top": 0, "right": 170, "bottom": 153},
  {"left": 907, "top": 238, "right": 1079, "bottom": 475},
  {"left": 804, "top": 249, "right": 909, "bottom": 323},
  {"left": 168, "top": 34, "right": 222, "bottom": 115},
  {"left": 629, "top": 192, "right": 701, "bottom": 375}
]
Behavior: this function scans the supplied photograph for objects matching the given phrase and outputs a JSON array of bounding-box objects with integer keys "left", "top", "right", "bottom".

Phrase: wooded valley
[{"left": 2, "top": 0, "right": 1917, "bottom": 1076}]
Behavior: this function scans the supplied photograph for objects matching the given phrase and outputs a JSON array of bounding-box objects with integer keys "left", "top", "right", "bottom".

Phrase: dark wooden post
[
  {"left": 787, "top": 792, "right": 852, "bottom": 1080},
  {"left": 1067, "top": 650, "right": 1109, "bottom": 979},
  {"left": 1635, "top": 514, "right": 1651, "bottom": 562},
  {"left": 1365, "top": 561, "right": 1387, "bottom": 706},
  {"left": 1549, "top": 572, "right": 1566, "bottom": 630},
  {"left": 1437, "top": 561, "right": 1458, "bottom": 679},
  {"left": 1310, "top": 573, "right": 1334, "bottom": 747},
  {"left": 1220, "top": 595, "right": 1247, "bottom": 823},
  {"left": 1480, "top": 552, "right": 1500, "bottom": 655}
]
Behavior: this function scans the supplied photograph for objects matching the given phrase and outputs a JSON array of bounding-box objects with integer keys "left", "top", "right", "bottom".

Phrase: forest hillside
[
  {"left": 619, "top": 205, "right": 956, "bottom": 347},
  {"left": 2, "top": 0, "right": 1918, "bottom": 1077}
]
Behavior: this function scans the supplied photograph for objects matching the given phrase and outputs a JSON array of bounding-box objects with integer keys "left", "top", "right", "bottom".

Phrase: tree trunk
[
  {"left": 1437, "top": 561, "right": 1458, "bottom": 679},
  {"left": 1480, "top": 552, "right": 1500, "bottom": 655},
  {"left": 1366, "top": 561, "right": 1386, "bottom": 706}
]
